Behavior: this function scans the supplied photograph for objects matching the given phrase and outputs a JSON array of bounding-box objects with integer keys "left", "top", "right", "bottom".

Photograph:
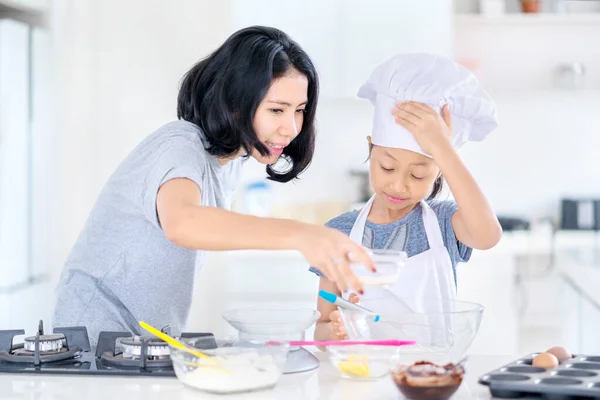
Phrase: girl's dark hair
[
  {"left": 428, "top": 175, "right": 444, "bottom": 200},
  {"left": 368, "top": 144, "right": 443, "bottom": 200},
  {"left": 177, "top": 25, "right": 318, "bottom": 183}
]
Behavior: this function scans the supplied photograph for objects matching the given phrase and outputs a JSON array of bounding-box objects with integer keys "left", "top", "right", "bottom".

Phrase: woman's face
[
  {"left": 369, "top": 140, "right": 440, "bottom": 212},
  {"left": 251, "top": 69, "right": 309, "bottom": 165}
]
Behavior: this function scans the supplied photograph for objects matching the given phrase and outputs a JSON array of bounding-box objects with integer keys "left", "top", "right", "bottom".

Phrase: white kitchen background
[{"left": 1, "top": 0, "right": 600, "bottom": 358}]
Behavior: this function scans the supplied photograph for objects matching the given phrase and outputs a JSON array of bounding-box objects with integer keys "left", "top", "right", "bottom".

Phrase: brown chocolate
[{"left": 391, "top": 361, "right": 464, "bottom": 400}]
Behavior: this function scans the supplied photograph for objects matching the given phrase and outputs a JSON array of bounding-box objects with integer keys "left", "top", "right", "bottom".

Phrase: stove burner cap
[
  {"left": 120, "top": 336, "right": 170, "bottom": 358},
  {"left": 23, "top": 334, "right": 66, "bottom": 352}
]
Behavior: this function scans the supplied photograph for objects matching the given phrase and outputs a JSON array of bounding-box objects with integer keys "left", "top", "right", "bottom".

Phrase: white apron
[
  {"left": 341, "top": 194, "right": 458, "bottom": 354},
  {"left": 348, "top": 194, "right": 456, "bottom": 304}
]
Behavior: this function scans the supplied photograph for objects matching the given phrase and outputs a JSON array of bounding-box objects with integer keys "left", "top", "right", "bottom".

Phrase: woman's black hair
[
  {"left": 367, "top": 144, "right": 443, "bottom": 200},
  {"left": 177, "top": 25, "right": 318, "bottom": 183}
]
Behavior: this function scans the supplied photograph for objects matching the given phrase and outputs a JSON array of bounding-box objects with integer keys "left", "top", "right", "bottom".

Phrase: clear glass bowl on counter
[
  {"left": 327, "top": 343, "right": 401, "bottom": 381},
  {"left": 339, "top": 295, "right": 484, "bottom": 366},
  {"left": 222, "top": 306, "right": 321, "bottom": 342},
  {"left": 169, "top": 336, "right": 290, "bottom": 395}
]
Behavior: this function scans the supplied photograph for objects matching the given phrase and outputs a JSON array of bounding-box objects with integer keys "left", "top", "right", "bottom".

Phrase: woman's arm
[
  {"left": 156, "top": 178, "right": 374, "bottom": 293},
  {"left": 157, "top": 178, "right": 303, "bottom": 251}
]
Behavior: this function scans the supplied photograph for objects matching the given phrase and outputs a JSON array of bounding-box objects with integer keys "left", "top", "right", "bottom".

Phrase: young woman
[{"left": 52, "top": 26, "right": 373, "bottom": 344}]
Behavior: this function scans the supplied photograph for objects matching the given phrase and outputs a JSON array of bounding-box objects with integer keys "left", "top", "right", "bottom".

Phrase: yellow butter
[{"left": 337, "top": 354, "right": 371, "bottom": 377}]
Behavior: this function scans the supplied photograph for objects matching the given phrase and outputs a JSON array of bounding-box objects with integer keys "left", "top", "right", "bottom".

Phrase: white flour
[
  {"left": 180, "top": 351, "right": 281, "bottom": 394},
  {"left": 359, "top": 274, "right": 399, "bottom": 286},
  {"left": 353, "top": 263, "right": 400, "bottom": 287}
]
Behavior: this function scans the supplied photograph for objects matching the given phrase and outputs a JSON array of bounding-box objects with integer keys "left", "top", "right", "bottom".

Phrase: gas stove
[{"left": 0, "top": 320, "right": 214, "bottom": 377}]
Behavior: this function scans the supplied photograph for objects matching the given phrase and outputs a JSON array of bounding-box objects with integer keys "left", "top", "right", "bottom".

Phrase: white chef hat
[{"left": 358, "top": 53, "right": 498, "bottom": 157}]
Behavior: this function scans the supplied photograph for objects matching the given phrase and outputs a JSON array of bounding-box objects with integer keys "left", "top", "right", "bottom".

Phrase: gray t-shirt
[
  {"left": 309, "top": 200, "right": 472, "bottom": 285},
  {"left": 52, "top": 120, "right": 243, "bottom": 345}
]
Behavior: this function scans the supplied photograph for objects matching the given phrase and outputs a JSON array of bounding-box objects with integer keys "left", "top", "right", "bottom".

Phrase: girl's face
[
  {"left": 251, "top": 70, "right": 309, "bottom": 165},
  {"left": 369, "top": 139, "right": 440, "bottom": 212}
]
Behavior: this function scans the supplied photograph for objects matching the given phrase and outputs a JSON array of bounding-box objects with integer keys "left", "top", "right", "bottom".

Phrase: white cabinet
[
  {"left": 188, "top": 250, "right": 320, "bottom": 338},
  {"left": 0, "top": 19, "right": 49, "bottom": 290},
  {"left": 29, "top": 26, "right": 50, "bottom": 279},
  {"left": 231, "top": 0, "right": 453, "bottom": 99},
  {"left": 0, "top": 0, "right": 47, "bottom": 12},
  {"left": 0, "top": 19, "right": 31, "bottom": 290},
  {"left": 456, "top": 245, "right": 520, "bottom": 355},
  {"left": 580, "top": 295, "right": 600, "bottom": 354},
  {"left": 558, "top": 275, "right": 600, "bottom": 355},
  {"left": 0, "top": 0, "right": 47, "bottom": 26},
  {"left": 0, "top": 0, "right": 50, "bottom": 14}
]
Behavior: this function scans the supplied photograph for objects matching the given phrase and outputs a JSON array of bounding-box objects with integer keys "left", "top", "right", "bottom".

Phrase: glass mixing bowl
[
  {"left": 169, "top": 336, "right": 289, "bottom": 395},
  {"left": 222, "top": 306, "right": 321, "bottom": 342},
  {"left": 339, "top": 295, "right": 484, "bottom": 365}
]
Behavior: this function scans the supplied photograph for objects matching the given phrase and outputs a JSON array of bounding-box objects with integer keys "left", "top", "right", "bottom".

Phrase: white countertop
[
  {"left": 556, "top": 247, "right": 600, "bottom": 306},
  {"left": 0, "top": 350, "right": 522, "bottom": 400}
]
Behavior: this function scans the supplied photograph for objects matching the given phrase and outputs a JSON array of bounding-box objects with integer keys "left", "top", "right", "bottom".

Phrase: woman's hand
[
  {"left": 392, "top": 101, "right": 453, "bottom": 157},
  {"left": 294, "top": 225, "right": 374, "bottom": 295}
]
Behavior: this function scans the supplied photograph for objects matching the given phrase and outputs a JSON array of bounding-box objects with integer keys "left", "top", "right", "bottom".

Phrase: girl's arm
[
  {"left": 314, "top": 278, "right": 340, "bottom": 342},
  {"left": 393, "top": 102, "right": 502, "bottom": 250},
  {"left": 314, "top": 277, "right": 355, "bottom": 351},
  {"left": 431, "top": 140, "right": 502, "bottom": 250}
]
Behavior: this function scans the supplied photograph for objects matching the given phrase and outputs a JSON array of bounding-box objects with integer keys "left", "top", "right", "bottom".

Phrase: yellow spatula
[
  {"left": 139, "top": 321, "right": 212, "bottom": 360},
  {"left": 138, "top": 321, "right": 229, "bottom": 373}
]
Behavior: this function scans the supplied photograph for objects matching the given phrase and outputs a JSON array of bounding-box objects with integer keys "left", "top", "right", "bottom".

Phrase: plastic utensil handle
[
  {"left": 267, "top": 339, "right": 416, "bottom": 346},
  {"left": 139, "top": 321, "right": 231, "bottom": 375},
  {"left": 318, "top": 290, "right": 380, "bottom": 320},
  {"left": 138, "top": 321, "right": 211, "bottom": 360}
]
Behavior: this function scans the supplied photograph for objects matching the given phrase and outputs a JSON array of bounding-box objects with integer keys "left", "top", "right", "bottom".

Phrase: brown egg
[
  {"left": 546, "top": 346, "right": 572, "bottom": 362},
  {"left": 532, "top": 353, "right": 559, "bottom": 369}
]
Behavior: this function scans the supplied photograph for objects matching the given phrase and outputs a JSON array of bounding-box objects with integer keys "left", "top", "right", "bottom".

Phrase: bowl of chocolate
[{"left": 391, "top": 360, "right": 465, "bottom": 400}]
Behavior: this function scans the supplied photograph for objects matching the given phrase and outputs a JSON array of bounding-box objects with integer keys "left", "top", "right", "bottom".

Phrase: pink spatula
[{"left": 266, "top": 339, "right": 416, "bottom": 347}]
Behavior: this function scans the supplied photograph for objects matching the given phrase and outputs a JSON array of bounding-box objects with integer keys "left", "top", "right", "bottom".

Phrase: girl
[
  {"left": 312, "top": 53, "right": 502, "bottom": 342},
  {"left": 52, "top": 26, "right": 373, "bottom": 345}
]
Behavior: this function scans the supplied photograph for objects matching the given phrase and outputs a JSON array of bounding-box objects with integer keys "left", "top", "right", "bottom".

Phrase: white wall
[
  {"left": 241, "top": 89, "right": 600, "bottom": 221},
  {"left": 459, "top": 90, "right": 600, "bottom": 218},
  {"left": 44, "top": 1, "right": 600, "bottom": 279},
  {"left": 43, "top": 0, "right": 455, "bottom": 275},
  {"left": 45, "top": 0, "right": 234, "bottom": 279},
  {"left": 46, "top": 0, "right": 100, "bottom": 284},
  {"left": 252, "top": 15, "right": 600, "bottom": 222},
  {"left": 87, "top": 0, "right": 234, "bottom": 183},
  {"left": 454, "top": 16, "right": 600, "bottom": 218}
]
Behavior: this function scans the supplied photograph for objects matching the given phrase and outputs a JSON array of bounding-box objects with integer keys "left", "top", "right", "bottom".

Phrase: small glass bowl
[
  {"left": 326, "top": 344, "right": 401, "bottom": 381},
  {"left": 351, "top": 249, "right": 408, "bottom": 287},
  {"left": 169, "top": 336, "right": 290, "bottom": 395}
]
